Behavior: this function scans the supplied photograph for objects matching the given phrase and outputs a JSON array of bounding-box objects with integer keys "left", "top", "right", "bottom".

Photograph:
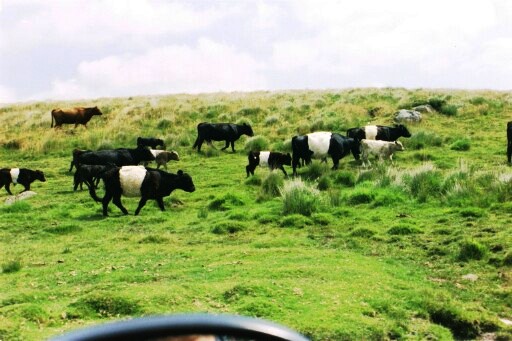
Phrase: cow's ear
[
  {"left": 178, "top": 170, "right": 183, "bottom": 176},
  {"left": 287, "top": 153, "right": 291, "bottom": 157}
]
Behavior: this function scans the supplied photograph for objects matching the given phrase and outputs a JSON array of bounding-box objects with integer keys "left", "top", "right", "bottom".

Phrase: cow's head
[
  {"left": 395, "top": 124, "right": 411, "bottom": 138},
  {"left": 394, "top": 141, "right": 405, "bottom": 151},
  {"left": 176, "top": 170, "right": 195, "bottom": 192},
  {"left": 349, "top": 138, "right": 361, "bottom": 160},
  {"left": 90, "top": 106, "right": 103, "bottom": 116},
  {"left": 167, "top": 151, "right": 180, "bottom": 161},
  {"left": 242, "top": 123, "right": 254, "bottom": 137},
  {"left": 283, "top": 153, "right": 292, "bottom": 166},
  {"left": 35, "top": 170, "right": 46, "bottom": 182}
]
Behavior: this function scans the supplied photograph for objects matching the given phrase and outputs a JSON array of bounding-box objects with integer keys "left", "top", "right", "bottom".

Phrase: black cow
[
  {"left": 73, "top": 164, "right": 116, "bottom": 191},
  {"left": 347, "top": 124, "right": 411, "bottom": 141},
  {"left": 246, "top": 151, "right": 292, "bottom": 177},
  {"left": 508, "top": 121, "right": 512, "bottom": 164},
  {"left": 51, "top": 106, "right": 103, "bottom": 128},
  {"left": 76, "top": 147, "right": 155, "bottom": 167},
  {"left": 0, "top": 168, "right": 46, "bottom": 195},
  {"left": 69, "top": 148, "right": 92, "bottom": 172},
  {"left": 291, "top": 132, "right": 360, "bottom": 176},
  {"left": 89, "top": 166, "right": 195, "bottom": 216},
  {"left": 192, "top": 122, "right": 254, "bottom": 152},
  {"left": 137, "top": 137, "right": 165, "bottom": 149}
]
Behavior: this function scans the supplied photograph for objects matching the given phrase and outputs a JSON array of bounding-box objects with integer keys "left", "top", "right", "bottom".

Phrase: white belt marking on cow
[
  {"left": 365, "top": 125, "right": 378, "bottom": 140},
  {"left": 119, "top": 166, "right": 147, "bottom": 197},
  {"left": 307, "top": 132, "right": 331, "bottom": 158},
  {"left": 10, "top": 168, "right": 20, "bottom": 184},
  {"left": 259, "top": 151, "right": 270, "bottom": 167}
]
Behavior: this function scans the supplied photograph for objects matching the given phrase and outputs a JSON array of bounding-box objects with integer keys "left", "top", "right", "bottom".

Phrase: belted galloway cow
[
  {"left": 89, "top": 166, "right": 195, "bottom": 216},
  {"left": 347, "top": 124, "right": 411, "bottom": 141},
  {"left": 193, "top": 122, "right": 254, "bottom": 152},
  {"left": 51, "top": 107, "right": 103, "bottom": 129},
  {"left": 291, "top": 132, "right": 360, "bottom": 176},
  {"left": 0, "top": 168, "right": 46, "bottom": 195},
  {"left": 246, "top": 151, "right": 292, "bottom": 177}
]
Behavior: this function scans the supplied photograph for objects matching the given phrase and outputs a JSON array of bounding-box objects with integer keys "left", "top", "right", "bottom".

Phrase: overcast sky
[{"left": 1, "top": 0, "right": 511, "bottom": 104}]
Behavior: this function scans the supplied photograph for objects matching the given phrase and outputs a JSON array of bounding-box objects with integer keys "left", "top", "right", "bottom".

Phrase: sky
[{"left": 1, "top": 0, "right": 511, "bottom": 104}]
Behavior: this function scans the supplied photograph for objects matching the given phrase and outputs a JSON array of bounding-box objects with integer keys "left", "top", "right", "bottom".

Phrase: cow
[
  {"left": 0, "top": 168, "right": 46, "bottom": 195},
  {"left": 155, "top": 150, "right": 180, "bottom": 170},
  {"left": 246, "top": 151, "right": 292, "bottom": 177},
  {"left": 51, "top": 107, "right": 103, "bottom": 129},
  {"left": 89, "top": 166, "right": 195, "bottom": 216},
  {"left": 347, "top": 124, "right": 411, "bottom": 142},
  {"left": 69, "top": 148, "right": 92, "bottom": 172},
  {"left": 137, "top": 137, "right": 165, "bottom": 149},
  {"left": 360, "top": 139, "right": 405, "bottom": 167},
  {"left": 192, "top": 122, "right": 254, "bottom": 152},
  {"left": 73, "top": 164, "right": 116, "bottom": 191},
  {"left": 76, "top": 147, "right": 155, "bottom": 168},
  {"left": 291, "top": 132, "right": 360, "bottom": 176},
  {"left": 507, "top": 121, "right": 512, "bottom": 164}
]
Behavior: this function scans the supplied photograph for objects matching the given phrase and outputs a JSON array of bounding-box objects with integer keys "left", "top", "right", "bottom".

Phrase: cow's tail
[{"left": 88, "top": 185, "right": 103, "bottom": 203}]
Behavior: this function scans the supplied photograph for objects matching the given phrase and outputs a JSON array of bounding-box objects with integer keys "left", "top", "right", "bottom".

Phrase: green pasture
[{"left": 0, "top": 89, "right": 511, "bottom": 340}]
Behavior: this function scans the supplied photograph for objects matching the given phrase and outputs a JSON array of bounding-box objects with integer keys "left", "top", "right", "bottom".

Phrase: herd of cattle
[{"left": 3, "top": 106, "right": 510, "bottom": 216}]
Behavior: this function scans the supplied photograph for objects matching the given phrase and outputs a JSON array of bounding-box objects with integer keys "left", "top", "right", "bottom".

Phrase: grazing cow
[
  {"left": 73, "top": 164, "right": 116, "bottom": 191},
  {"left": 508, "top": 121, "right": 512, "bottom": 164},
  {"left": 246, "top": 151, "right": 292, "bottom": 177},
  {"left": 137, "top": 137, "right": 165, "bottom": 149},
  {"left": 291, "top": 132, "right": 360, "bottom": 176},
  {"left": 0, "top": 168, "right": 46, "bottom": 195},
  {"left": 192, "top": 122, "right": 254, "bottom": 152},
  {"left": 155, "top": 150, "right": 180, "bottom": 170},
  {"left": 76, "top": 147, "right": 155, "bottom": 167},
  {"left": 360, "top": 139, "right": 405, "bottom": 167},
  {"left": 347, "top": 124, "right": 411, "bottom": 141},
  {"left": 51, "top": 107, "right": 103, "bottom": 129},
  {"left": 69, "top": 148, "right": 92, "bottom": 172},
  {"left": 89, "top": 166, "right": 195, "bottom": 216}
]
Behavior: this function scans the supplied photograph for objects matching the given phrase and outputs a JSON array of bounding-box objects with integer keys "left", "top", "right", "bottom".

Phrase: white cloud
[{"left": 36, "top": 39, "right": 268, "bottom": 101}]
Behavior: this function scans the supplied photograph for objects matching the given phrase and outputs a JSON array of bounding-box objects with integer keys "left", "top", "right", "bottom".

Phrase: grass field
[{"left": 1, "top": 88, "right": 511, "bottom": 340}]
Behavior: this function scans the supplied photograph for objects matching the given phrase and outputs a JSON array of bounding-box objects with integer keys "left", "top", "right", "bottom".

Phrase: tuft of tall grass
[
  {"left": 450, "top": 138, "right": 471, "bottom": 151},
  {"left": 407, "top": 131, "right": 443, "bottom": 150},
  {"left": 244, "top": 135, "right": 269, "bottom": 152},
  {"left": 280, "top": 178, "right": 320, "bottom": 216},
  {"left": 458, "top": 240, "right": 487, "bottom": 261},
  {"left": 2, "top": 260, "right": 22, "bottom": 274},
  {"left": 258, "top": 171, "right": 284, "bottom": 200}
]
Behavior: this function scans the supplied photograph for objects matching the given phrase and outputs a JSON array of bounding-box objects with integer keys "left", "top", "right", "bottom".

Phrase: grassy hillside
[{"left": 0, "top": 88, "right": 511, "bottom": 340}]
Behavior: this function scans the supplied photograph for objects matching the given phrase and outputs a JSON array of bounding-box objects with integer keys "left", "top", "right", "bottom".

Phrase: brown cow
[{"left": 51, "top": 106, "right": 103, "bottom": 128}]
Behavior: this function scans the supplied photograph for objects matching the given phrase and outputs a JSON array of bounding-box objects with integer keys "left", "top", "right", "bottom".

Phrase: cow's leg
[
  {"left": 21, "top": 182, "right": 30, "bottom": 192},
  {"left": 134, "top": 197, "right": 148, "bottom": 215},
  {"left": 221, "top": 140, "right": 229, "bottom": 151},
  {"left": 5, "top": 183, "right": 13, "bottom": 195},
  {"left": 508, "top": 141, "right": 512, "bottom": 163},
  {"left": 196, "top": 138, "right": 204, "bottom": 152},
  {"left": 292, "top": 155, "right": 300, "bottom": 176},
  {"left": 156, "top": 197, "right": 165, "bottom": 211},
  {"left": 331, "top": 157, "right": 340, "bottom": 170},
  {"left": 102, "top": 192, "right": 113, "bottom": 216},
  {"left": 112, "top": 194, "right": 128, "bottom": 215},
  {"left": 278, "top": 165, "right": 288, "bottom": 177},
  {"left": 246, "top": 164, "right": 256, "bottom": 177},
  {"left": 231, "top": 141, "right": 236, "bottom": 152}
]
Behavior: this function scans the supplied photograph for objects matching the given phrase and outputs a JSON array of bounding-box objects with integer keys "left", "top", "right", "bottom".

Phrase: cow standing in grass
[
  {"left": 51, "top": 107, "right": 103, "bottom": 129},
  {"left": 193, "top": 122, "right": 254, "bottom": 152},
  {"left": 89, "top": 166, "right": 195, "bottom": 216},
  {"left": 291, "top": 132, "right": 360, "bottom": 176},
  {"left": 347, "top": 124, "right": 411, "bottom": 141},
  {"left": 360, "top": 139, "right": 405, "bottom": 167},
  {"left": 246, "top": 151, "right": 292, "bottom": 177},
  {"left": 0, "top": 168, "right": 46, "bottom": 195}
]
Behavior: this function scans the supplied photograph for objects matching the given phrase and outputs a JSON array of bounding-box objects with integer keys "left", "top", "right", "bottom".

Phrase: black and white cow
[
  {"left": 347, "top": 124, "right": 411, "bottom": 141},
  {"left": 90, "top": 166, "right": 195, "bottom": 216},
  {"left": 76, "top": 147, "right": 155, "bottom": 167},
  {"left": 192, "top": 122, "right": 254, "bottom": 152},
  {"left": 137, "top": 137, "right": 165, "bottom": 149},
  {"left": 246, "top": 151, "right": 292, "bottom": 177},
  {"left": 291, "top": 132, "right": 360, "bottom": 176},
  {"left": 507, "top": 121, "right": 512, "bottom": 164},
  {"left": 0, "top": 168, "right": 46, "bottom": 195}
]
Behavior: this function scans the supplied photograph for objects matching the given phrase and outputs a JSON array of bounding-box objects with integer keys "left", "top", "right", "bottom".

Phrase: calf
[
  {"left": 90, "top": 166, "right": 195, "bottom": 216},
  {"left": 507, "top": 121, "right": 512, "bottom": 164},
  {"left": 246, "top": 151, "right": 292, "bottom": 177},
  {"left": 73, "top": 164, "right": 116, "bottom": 191},
  {"left": 193, "top": 122, "right": 254, "bottom": 152},
  {"left": 347, "top": 124, "right": 411, "bottom": 141},
  {"left": 360, "top": 139, "right": 405, "bottom": 167},
  {"left": 155, "top": 150, "right": 180, "bottom": 170},
  {"left": 0, "top": 168, "right": 46, "bottom": 195},
  {"left": 137, "top": 137, "right": 165, "bottom": 149},
  {"left": 291, "top": 132, "right": 360, "bottom": 176}
]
